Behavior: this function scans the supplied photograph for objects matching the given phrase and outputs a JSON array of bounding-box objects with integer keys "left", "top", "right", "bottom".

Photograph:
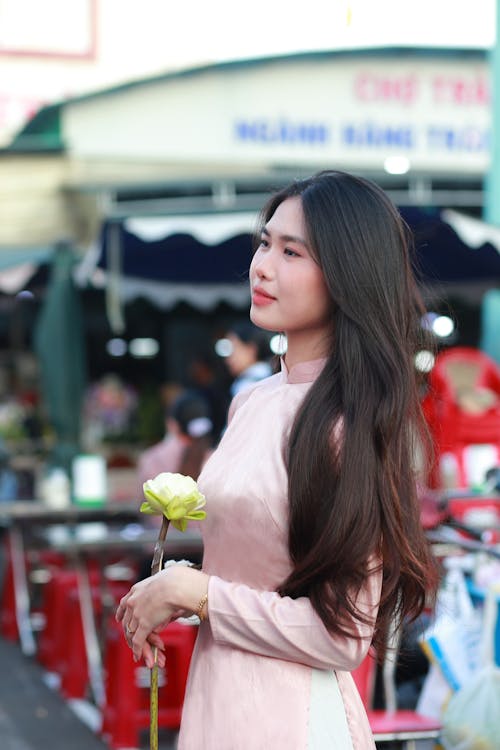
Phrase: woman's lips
[{"left": 252, "top": 288, "right": 275, "bottom": 306}]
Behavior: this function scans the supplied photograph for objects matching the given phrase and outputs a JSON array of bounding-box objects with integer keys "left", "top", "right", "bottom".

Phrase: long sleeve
[{"left": 207, "top": 569, "right": 382, "bottom": 671}]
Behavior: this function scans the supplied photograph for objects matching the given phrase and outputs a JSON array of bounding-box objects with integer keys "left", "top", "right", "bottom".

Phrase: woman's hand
[{"left": 116, "top": 565, "right": 209, "bottom": 666}]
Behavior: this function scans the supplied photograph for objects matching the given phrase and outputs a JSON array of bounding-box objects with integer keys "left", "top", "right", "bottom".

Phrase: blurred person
[
  {"left": 135, "top": 390, "right": 214, "bottom": 577},
  {"left": 186, "top": 351, "right": 230, "bottom": 441},
  {"left": 136, "top": 390, "right": 214, "bottom": 492},
  {"left": 221, "top": 321, "right": 273, "bottom": 396},
  {"left": 117, "top": 170, "right": 438, "bottom": 750}
]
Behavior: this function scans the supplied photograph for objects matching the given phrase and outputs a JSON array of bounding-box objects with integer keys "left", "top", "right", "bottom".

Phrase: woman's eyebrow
[{"left": 261, "top": 226, "right": 309, "bottom": 248}]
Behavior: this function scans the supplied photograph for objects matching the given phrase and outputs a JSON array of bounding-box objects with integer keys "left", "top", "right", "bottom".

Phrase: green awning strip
[{"left": 0, "top": 246, "right": 53, "bottom": 270}]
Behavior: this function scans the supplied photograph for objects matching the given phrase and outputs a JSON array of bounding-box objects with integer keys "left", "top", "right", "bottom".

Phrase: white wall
[
  {"left": 0, "top": 0, "right": 495, "bottom": 146},
  {"left": 63, "top": 54, "right": 491, "bottom": 175}
]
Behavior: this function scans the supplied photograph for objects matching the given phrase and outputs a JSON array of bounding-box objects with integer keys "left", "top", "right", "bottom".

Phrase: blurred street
[{"left": 0, "top": 636, "right": 177, "bottom": 750}]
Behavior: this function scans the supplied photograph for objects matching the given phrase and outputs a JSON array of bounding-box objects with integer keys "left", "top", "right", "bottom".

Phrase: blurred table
[
  {"left": 0, "top": 500, "right": 142, "bottom": 527},
  {"left": 0, "top": 501, "right": 203, "bottom": 706}
]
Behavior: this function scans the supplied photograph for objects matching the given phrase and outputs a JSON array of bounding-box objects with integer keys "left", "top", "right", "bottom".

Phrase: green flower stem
[
  {"left": 150, "top": 515, "right": 170, "bottom": 750},
  {"left": 150, "top": 662, "right": 159, "bottom": 750},
  {"left": 151, "top": 516, "right": 170, "bottom": 576}
]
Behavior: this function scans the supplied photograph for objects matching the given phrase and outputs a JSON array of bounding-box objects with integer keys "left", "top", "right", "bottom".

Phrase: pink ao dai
[{"left": 177, "top": 359, "right": 381, "bottom": 750}]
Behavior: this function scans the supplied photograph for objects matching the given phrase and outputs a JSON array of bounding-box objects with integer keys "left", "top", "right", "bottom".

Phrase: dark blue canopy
[
  {"left": 98, "top": 224, "right": 252, "bottom": 285},
  {"left": 400, "top": 207, "right": 500, "bottom": 284},
  {"left": 96, "top": 208, "right": 500, "bottom": 294}
]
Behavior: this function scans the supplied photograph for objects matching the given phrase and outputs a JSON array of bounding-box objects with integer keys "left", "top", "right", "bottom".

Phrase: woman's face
[{"left": 249, "top": 196, "right": 332, "bottom": 358}]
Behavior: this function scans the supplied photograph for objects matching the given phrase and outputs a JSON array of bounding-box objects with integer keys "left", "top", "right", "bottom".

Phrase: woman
[
  {"left": 136, "top": 389, "right": 214, "bottom": 492},
  {"left": 135, "top": 389, "right": 214, "bottom": 575},
  {"left": 116, "top": 170, "right": 438, "bottom": 749}
]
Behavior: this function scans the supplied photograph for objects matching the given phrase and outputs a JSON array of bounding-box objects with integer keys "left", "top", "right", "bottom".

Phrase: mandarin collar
[{"left": 280, "top": 357, "right": 326, "bottom": 384}]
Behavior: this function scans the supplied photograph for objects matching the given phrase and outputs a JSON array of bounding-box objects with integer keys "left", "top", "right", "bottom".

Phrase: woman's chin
[{"left": 250, "top": 306, "right": 277, "bottom": 331}]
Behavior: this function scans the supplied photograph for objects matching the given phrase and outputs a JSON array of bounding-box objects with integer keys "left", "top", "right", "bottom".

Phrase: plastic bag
[
  {"left": 419, "top": 565, "right": 482, "bottom": 692},
  {"left": 416, "top": 661, "right": 451, "bottom": 720},
  {"left": 441, "top": 585, "right": 500, "bottom": 750}
]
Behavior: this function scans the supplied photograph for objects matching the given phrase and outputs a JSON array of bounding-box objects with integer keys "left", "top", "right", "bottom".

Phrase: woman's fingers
[
  {"left": 114, "top": 571, "right": 179, "bottom": 664},
  {"left": 115, "top": 590, "right": 132, "bottom": 622},
  {"left": 129, "top": 626, "right": 167, "bottom": 666},
  {"left": 142, "top": 642, "right": 155, "bottom": 668},
  {"left": 142, "top": 640, "right": 166, "bottom": 669},
  {"left": 148, "top": 631, "right": 166, "bottom": 650},
  {"left": 123, "top": 618, "right": 139, "bottom": 646}
]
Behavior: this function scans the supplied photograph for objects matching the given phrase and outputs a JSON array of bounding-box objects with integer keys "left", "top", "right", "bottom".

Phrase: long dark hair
[{"left": 265, "top": 171, "right": 437, "bottom": 656}]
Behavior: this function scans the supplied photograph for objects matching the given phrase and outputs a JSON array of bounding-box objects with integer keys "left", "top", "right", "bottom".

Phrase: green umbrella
[{"left": 34, "top": 242, "right": 87, "bottom": 474}]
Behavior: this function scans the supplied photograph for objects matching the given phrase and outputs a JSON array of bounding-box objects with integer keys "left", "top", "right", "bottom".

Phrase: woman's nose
[
  {"left": 255, "top": 262, "right": 267, "bottom": 279},
  {"left": 253, "top": 251, "right": 273, "bottom": 279}
]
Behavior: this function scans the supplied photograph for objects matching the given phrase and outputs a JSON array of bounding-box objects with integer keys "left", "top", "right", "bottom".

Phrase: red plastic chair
[
  {"left": 0, "top": 541, "right": 65, "bottom": 644},
  {"left": 101, "top": 618, "right": 197, "bottom": 750},
  {"left": 59, "top": 578, "right": 131, "bottom": 700},
  {"left": 0, "top": 538, "right": 19, "bottom": 641},
  {"left": 423, "top": 346, "right": 500, "bottom": 488},
  {"left": 352, "top": 625, "right": 441, "bottom": 749},
  {"left": 351, "top": 647, "right": 376, "bottom": 708}
]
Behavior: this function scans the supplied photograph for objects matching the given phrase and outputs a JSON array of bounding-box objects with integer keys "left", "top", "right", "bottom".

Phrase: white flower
[{"left": 141, "top": 472, "right": 206, "bottom": 532}]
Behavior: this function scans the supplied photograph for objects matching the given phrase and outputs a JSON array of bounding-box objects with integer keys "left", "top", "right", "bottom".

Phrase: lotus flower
[
  {"left": 140, "top": 472, "right": 206, "bottom": 750},
  {"left": 141, "top": 472, "right": 206, "bottom": 532}
]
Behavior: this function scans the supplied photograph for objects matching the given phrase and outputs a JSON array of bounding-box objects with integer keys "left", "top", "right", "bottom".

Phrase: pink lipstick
[{"left": 252, "top": 287, "right": 275, "bottom": 306}]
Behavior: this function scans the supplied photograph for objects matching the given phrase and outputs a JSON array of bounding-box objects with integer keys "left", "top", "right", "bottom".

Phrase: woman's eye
[
  {"left": 284, "top": 248, "right": 299, "bottom": 257},
  {"left": 258, "top": 238, "right": 269, "bottom": 249}
]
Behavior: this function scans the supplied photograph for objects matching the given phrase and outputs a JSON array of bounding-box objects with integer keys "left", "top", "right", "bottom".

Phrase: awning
[
  {"left": 399, "top": 207, "right": 500, "bottom": 297},
  {"left": 441, "top": 209, "right": 500, "bottom": 251},
  {"left": 123, "top": 211, "right": 259, "bottom": 244},
  {"left": 0, "top": 246, "right": 53, "bottom": 293},
  {"left": 76, "top": 212, "right": 259, "bottom": 327},
  {"left": 71, "top": 206, "right": 500, "bottom": 332}
]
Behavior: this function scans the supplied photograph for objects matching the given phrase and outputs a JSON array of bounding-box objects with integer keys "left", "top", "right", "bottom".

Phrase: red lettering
[
  {"left": 432, "top": 77, "right": 447, "bottom": 103},
  {"left": 354, "top": 73, "right": 418, "bottom": 104},
  {"left": 475, "top": 77, "right": 490, "bottom": 105},
  {"left": 355, "top": 74, "right": 376, "bottom": 101},
  {"left": 453, "top": 80, "right": 467, "bottom": 103},
  {"left": 432, "top": 75, "right": 490, "bottom": 105}
]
